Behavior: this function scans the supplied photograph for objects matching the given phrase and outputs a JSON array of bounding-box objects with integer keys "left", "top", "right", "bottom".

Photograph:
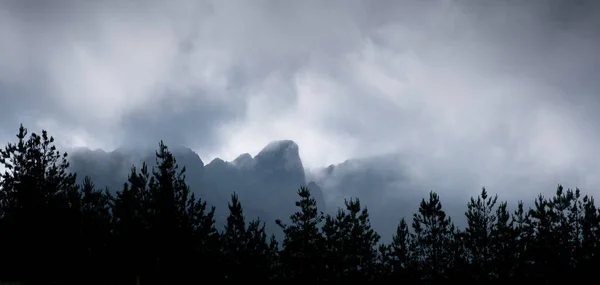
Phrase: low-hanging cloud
[{"left": 1, "top": 0, "right": 600, "bottom": 212}]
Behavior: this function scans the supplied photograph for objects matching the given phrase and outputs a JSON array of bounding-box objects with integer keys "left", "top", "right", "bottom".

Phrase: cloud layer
[{"left": 1, "top": 0, "right": 600, "bottom": 202}]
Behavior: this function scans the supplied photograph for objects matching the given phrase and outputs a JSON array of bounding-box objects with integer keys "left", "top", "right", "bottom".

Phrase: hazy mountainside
[
  {"left": 69, "top": 140, "right": 463, "bottom": 240},
  {"left": 69, "top": 140, "right": 324, "bottom": 235},
  {"left": 307, "top": 154, "right": 469, "bottom": 239}
]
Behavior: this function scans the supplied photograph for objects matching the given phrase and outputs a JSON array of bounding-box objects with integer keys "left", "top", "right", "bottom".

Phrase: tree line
[{"left": 1, "top": 125, "right": 599, "bottom": 284}]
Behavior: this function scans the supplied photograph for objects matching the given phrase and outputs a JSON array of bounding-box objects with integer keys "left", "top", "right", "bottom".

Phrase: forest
[{"left": 0, "top": 125, "right": 598, "bottom": 285}]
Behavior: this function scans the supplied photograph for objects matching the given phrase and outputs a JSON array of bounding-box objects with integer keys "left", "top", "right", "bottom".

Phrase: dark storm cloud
[
  {"left": 117, "top": 87, "right": 244, "bottom": 152},
  {"left": 1, "top": 0, "right": 600, "bottom": 210}
]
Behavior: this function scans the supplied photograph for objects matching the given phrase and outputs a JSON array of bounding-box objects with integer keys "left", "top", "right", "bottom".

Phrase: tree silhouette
[
  {"left": 580, "top": 194, "right": 599, "bottom": 279},
  {"left": 78, "top": 176, "right": 113, "bottom": 284},
  {"left": 276, "top": 186, "right": 325, "bottom": 283},
  {"left": 323, "top": 198, "right": 380, "bottom": 283},
  {"left": 411, "top": 191, "right": 456, "bottom": 283},
  {"left": 184, "top": 190, "right": 221, "bottom": 283},
  {"left": 220, "top": 193, "right": 273, "bottom": 282},
  {"left": 112, "top": 163, "right": 153, "bottom": 284},
  {"left": 147, "top": 141, "right": 195, "bottom": 283},
  {"left": 491, "top": 200, "right": 517, "bottom": 282},
  {"left": 386, "top": 218, "right": 418, "bottom": 283},
  {"left": 463, "top": 187, "right": 498, "bottom": 282},
  {"left": 221, "top": 192, "right": 246, "bottom": 281},
  {"left": 246, "top": 217, "right": 276, "bottom": 281},
  {"left": 4, "top": 124, "right": 600, "bottom": 284},
  {"left": 0, "top": 125, "right": 80, "bottom": 283},
  {"left": 510, "top": 200, "right": 533, "bottom": 281}
]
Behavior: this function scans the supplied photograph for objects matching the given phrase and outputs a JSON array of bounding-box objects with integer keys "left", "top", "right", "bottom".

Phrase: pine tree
[
  {"left": 78, "top": 176, "right": 113, "bottom": 284},
  {"left": 112, "top": 142, "right": 222, "bottom": 284},
  {"left": 547, "top": 185, "right": 579, "bottom": 278},
  {"left": 528, "top": 194, "right": 554, "bottom": 282},
  {"left": 221, "top": 193, "right": 248, "bottom": 281},
  {"left": 246, "top": 218, "right": 274, "bottom": 281},
  {"left": 147, "top": 141, "right": 194, "bottom": 283},
  {"left": 375, "top": 243, "right": 392, "bottom": 283},
  {"left": 491, "top": 201, "right": 516, "bottom": 282},
  {"left": 511, "top": 200, "right": 532, "bottom": 281},
  {"left": 268, "top": 234, "right": 283, "bottom": 281},
  {"left": 0, "top": 125, "right": 80, "bottom": 282},
  {"left": 185, "top": 191, "right": 221, "bottom": 282},
  {"left": 277, "top": 186, "right": 325, "bottom": 283},
  {"left": 580, "top": 194, "right": 599, "bottom": 279},
  {"left": 112, "top": 164, "right": 153, "bottom": 284},
  {"left": 322, "top": 198, "right": 380, "bottom": 283},
  {"left": 389, "top": 218, "right": 417, "bottom": 283},
  {"left": 219, "top": 193, "right": 274, "bottom": 282},
  {"left": 411, "top": 191, "right": 455, "bottom": 283},
  {"left": 322, "top": 212, "right": 343, "bottom": 282},
  {"left": 567, "top": 188, "right": 583, "bottom": 268},
  {"left": 463, "top": 187, "right": 498, "bottom": 282}
]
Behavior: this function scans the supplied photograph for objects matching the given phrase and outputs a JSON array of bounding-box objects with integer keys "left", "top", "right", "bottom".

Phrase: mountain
[
  {"left": 307, "top": 153, "right": 470, "bottom": 240},
  {"left": 68, "top": 140, "right": 325, "bottom": 236},
  {"left": 68, "top": 140, "right": 468, "bottom": 241}
]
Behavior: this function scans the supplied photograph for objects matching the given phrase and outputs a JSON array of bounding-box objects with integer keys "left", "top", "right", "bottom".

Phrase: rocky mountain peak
[{"left": 254, "top": 140, "right": 303, "bottom": 174}]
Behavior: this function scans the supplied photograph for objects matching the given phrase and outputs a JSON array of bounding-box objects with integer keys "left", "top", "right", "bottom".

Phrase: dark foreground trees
[{"left": 2, "top": 125, "right": 600, "bottom": 284}]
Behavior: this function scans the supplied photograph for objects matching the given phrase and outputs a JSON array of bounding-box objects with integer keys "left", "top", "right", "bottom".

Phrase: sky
[{"left": 1, "top": 0, "right": 600, "bottom": 201}]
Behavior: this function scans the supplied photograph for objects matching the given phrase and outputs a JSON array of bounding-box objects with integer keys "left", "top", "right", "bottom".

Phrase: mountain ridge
[
  {"left": 68, "top": 139, "right": 327, "bottom": 236},
  {"left": 66, "top": 139, "right": 458, "bottom": 241}
]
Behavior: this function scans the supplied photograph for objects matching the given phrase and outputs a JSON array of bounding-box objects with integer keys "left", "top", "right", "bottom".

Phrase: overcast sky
[{"left": 1, "top": 0, "right": 600, "bottom": 199}]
